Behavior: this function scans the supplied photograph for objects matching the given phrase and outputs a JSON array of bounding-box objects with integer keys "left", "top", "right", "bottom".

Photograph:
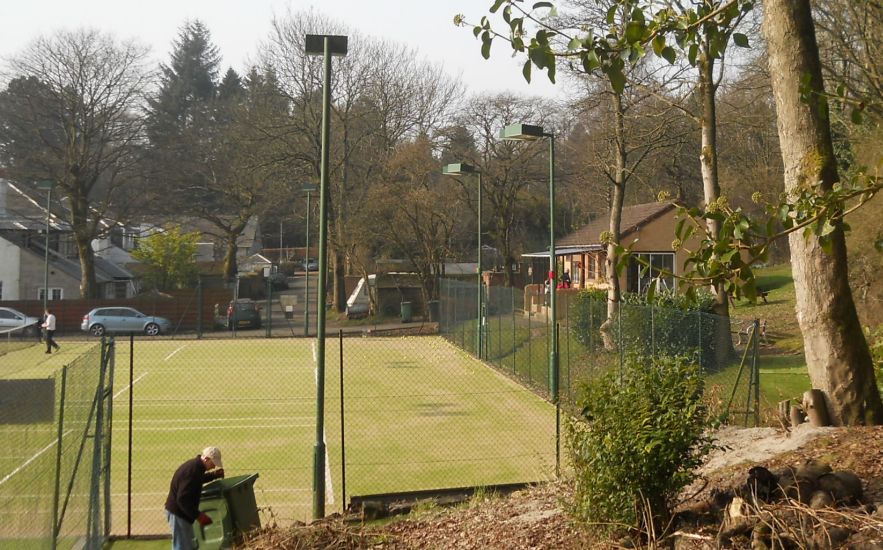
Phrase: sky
[{"left": 0, "top": 0, "right": 562, "bottom": 98}]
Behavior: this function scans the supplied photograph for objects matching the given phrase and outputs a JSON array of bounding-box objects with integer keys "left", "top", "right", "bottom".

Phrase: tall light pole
[
  {"left": 500, "top": 123, "right": 558, "bottom": 475},
  {"left": 302, "top": 183, "right": 317, "bottom": 337},
  {"left": 305, "top": 33, "right": 347, "bottom": 520},
  {"left": 441, "top": 163, "right": 483, "bottom": 359},
  {"left": 36, "top": 181, "right": 55, "bottom": 312},
  {"left": 500, "top": 124, "right": 561, "bottom": 475},
  {"left": 500, "top": 123, "right": 558, "bottom": 380}
]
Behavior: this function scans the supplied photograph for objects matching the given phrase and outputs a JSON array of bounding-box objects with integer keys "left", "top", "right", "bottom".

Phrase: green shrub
[
  {"left": 570, "top": 289, "right": 728, "bottom": 372},
  {"left": 566, "top": 353, "right": 717, "bottom": 535},
  {"left": 569, "top": 289, "right": 607, "bottom": 350}
]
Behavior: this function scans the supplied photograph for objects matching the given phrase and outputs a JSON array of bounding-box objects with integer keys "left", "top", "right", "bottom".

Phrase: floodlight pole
[
  {"left": 37, "top": 181, "right": 54, "bottom": 311},
  {"left": 441, "top": 164, "right": 483, "bottom": 358},
  {"left": 306, "top": 33, "right": 347, "bottom": 520},
  {"left": 547, "top": 134, "right": 557, "bottom": 404},
  {"left": 499, "top": 124, "right": 558, "bottom": 476},
  {"left": 44, "top": 186, "right": 52, "bottom": 311},
  {"left": 303, "top": 186, "right": 314, "bottom": 337},
  {"left": 476, "top": 172, "right": 483, "bottom": 359}
]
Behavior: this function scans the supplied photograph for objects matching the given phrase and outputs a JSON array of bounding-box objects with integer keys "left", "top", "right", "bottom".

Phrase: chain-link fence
[
  {"left": 0, "top": 339, "right": 112, "bottom": 549},
  {"left": 439, "top": 279, "right": 760, "bottom": 425},
  {"left": 105, "top": 332, "right": 556, "bottom": 537}
]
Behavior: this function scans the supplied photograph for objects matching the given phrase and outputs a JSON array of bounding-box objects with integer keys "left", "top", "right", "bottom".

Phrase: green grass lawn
[{"left": 3, "top": 337, "right": 557, "bottom": 541}]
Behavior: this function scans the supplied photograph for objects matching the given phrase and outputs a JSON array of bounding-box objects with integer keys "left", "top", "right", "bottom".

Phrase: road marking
[
  {"left": 164, "top": 346, "right": 186, "bottom": 361},
  {"left": 113, "top": 372, "right": 148, "bottom": 399},
  {"left": 0, "top": 430, "right": 71, "bottom": 487}
]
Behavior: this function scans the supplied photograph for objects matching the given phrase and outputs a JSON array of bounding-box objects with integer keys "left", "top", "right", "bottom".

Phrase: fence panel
[
  {"left": 439, "top": 279, "right": 759, "bottom": 425},
  {"left": 0, "top": 340, "right": 111, "bottom": 549}
]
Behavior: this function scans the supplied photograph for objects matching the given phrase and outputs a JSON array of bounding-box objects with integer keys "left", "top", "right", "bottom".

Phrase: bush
[
  {"left": 566, "top": 353, "right": 717, "bottom": 535},
  {"left": 569, "top": 289, "right": 728, "bottom": 372},
  {"left": 569, "top": 289, "right": 607, "bottom": 350}
]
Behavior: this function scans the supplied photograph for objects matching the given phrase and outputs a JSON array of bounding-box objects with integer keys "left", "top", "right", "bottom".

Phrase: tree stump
[{"left": 802, "top": 389, "right": 831, "bottom": 427}]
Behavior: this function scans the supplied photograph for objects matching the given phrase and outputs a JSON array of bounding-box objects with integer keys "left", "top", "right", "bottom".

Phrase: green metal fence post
[
  {"left": 512, "top": 289, "right": 516, "bottom": 375},
  {"left": 51, "top": 366, "right": 68, "bottom": 550},
  {"left": 127, "top": 334, "right": 134, "bottom": 537},
  {"left": 527, "top": 305, "right": 532, "bottom": 385},
  {"left": 104, "top": 338, "right": 115, "bottom": 536},
  {"left": 752, "top": 319, "right": 761, "bottom": 426},
  {"left": 196, "top": 277, "right": 203, "bottom": 339},
  {"left": 266, "top": 276, "right": 272, "bottom": 338},
  {"left": 89, "top": 336, "right": 109, "bottom": 547},
  {"left": 618, "top": 304, "right": 624, "bottom": 382}
]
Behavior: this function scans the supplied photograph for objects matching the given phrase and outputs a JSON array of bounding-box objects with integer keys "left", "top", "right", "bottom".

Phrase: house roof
[
  {"left": 0, "top": 179, "right": 69, "bottom": 231},
  {"left": 522, "top": 201, "right": 676, "bottom": 258},
  {"left": 558, "top": 202, "right": 675, "bottom": 247},
  {"left": 19, "top": 238, "right": 135, "bottom": 282}
]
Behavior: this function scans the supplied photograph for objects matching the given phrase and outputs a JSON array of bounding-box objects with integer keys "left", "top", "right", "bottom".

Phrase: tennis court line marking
[
  {"left": 164, "top": 345, "right": 186, "bottom": 361},
  {"left": 0, "top": 430, "right": 72, "bottom": 487},
  {"left": 132, "top": 424, "right": 312, "bottom": 431},
  {"left": 113, "top": 372, "right": 148, "bottom": 399},
  {"left": 311, "top": 341, "right": 335, "bottom": 506}
]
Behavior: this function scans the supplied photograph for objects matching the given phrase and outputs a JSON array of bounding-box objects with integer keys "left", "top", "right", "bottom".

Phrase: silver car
[
  {"left": 0, "top": 307, "right": 41, "bottom": 335},
  {"left": 81, "top": 307, "right": 171, "bottom": 336}
]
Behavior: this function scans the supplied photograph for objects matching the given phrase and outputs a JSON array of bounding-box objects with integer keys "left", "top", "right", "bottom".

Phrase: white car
[{"left": 0, "top": 307, "right": 41, "bottom": 335}]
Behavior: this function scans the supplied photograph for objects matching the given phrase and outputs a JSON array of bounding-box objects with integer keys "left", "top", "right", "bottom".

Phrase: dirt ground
[{"left": 242, "top": 425, "right": 883, "bottom": 549}]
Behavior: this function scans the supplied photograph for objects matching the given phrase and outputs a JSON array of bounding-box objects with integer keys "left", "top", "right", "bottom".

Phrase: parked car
[
  {"left": 226, "top": 299, "right": 262, "bottom": 330},
  {"left": 81, "top": 307, "right": 171, "bottom": 336},
  {"left": 302, "top": 258, "right": 319, "bottom": 271},
  {"left": 268, "top": 272, "right": 289, "bottom": 290},
  {"left": 0, "top": 307, "right": 41, "bottom": 335}
]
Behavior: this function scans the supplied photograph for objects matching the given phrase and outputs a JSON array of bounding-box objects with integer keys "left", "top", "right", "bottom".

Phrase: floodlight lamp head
[
  {"left": 304, "top": 34, "right": 348, "bottom": 56},
  {"left": 441, "top": 163, "right": 479, "bottom": 176},
  {"left": 499, "top": 123, "right": 546, "bottom": 141}
]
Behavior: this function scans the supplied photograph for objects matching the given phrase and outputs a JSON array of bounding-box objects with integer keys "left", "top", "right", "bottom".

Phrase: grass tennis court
[
  {"left": 0, "top": 336, "right": 558, "bottom": 538},
  {"left": 108, "top": 336, "right": 557, "bottom": 535}
]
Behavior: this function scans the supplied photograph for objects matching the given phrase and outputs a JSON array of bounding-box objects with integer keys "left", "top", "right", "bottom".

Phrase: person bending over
[{"left": 164, "top": 446, "right": 225, "bottom": 550}]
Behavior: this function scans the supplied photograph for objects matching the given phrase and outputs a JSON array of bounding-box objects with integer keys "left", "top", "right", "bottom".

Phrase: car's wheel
[
  {"left": 144, "top": 323, "right": 160, "bottom": 336},
  {"left": 90, "top": 324, "right": 105, "bottom": 336}
]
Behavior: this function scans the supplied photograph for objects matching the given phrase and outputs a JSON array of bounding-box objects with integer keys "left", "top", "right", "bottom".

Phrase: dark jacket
[{"left": 164, "top": 456, "right": 220, "bottom": 522}]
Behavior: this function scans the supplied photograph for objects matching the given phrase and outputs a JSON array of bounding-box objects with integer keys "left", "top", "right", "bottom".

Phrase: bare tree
[
  {"left": 260, "top": 9, "right": 461, "bottom": 310},
  {"left": 0, "top": 29, "right": 150, "bottom": 298}
]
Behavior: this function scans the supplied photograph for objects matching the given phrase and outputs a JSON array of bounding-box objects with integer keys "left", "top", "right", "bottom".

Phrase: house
[
  {"left": 523, "top": 201, "right": 695, "bottom": 294},
  {"left": 0, "top": 179, "right": 138, "bottom": 300}
]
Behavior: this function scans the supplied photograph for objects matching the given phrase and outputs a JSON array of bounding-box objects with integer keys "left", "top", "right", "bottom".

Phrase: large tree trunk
[
  {"left": 223, "top": 236, "right": 238, "bottom": 282},
  {"left": 698, "top": 40, "right": 734, "bottom": 365},
  {"left": 70, "top": 193, "right": 98, "bottom": 298},
  {"left": 600, "top": 90, "right": 625, "bottom": 350},
  {"left": 75, "top": 234, "right": 97, "bottom": 299},
  {"left": 764, "top": 0, "right": 883, "bottom": 425}
]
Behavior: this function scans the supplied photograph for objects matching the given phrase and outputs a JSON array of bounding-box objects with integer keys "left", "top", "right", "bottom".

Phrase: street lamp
[
  {"left": 302, "top": 183, "right": 317, "bottom": 337},
  {"left": 305, "top": 32, "right": 347, "bottom": 520},
  {"left": 441, "top": 163, "right": 483, "bottom": 359},
  {"left": 500, "top": 123, "right": 558, "bottom": 476},
  {"left": 499, "top": 123, "right": 558, "bottom": 399},
  {"left": 36, "top": 181, "right": 55, "bottom": 312}
]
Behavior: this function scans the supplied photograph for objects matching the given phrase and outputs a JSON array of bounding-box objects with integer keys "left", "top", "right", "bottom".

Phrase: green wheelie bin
[{"left": 192, "top": 473, "right": 260, "bottom": 549}]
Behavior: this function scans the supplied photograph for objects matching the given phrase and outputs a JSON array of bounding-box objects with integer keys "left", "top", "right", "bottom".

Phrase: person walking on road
[
  {"left": 165, "top": 446, "right": 226, "bottom": 550},
  {"left": 41, "top": 308, "right": 59, "bottom": 354}
]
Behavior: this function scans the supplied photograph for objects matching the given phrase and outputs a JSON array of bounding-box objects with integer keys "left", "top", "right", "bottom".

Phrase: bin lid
[{"left": 201, "top": 473, "right": 259, "bottom": 498}]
